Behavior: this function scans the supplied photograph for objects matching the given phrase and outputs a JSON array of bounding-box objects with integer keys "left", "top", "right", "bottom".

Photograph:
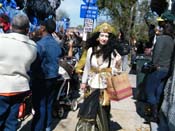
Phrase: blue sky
[{"left": 58, "top": 0, "right": 84, "bottom": 27}]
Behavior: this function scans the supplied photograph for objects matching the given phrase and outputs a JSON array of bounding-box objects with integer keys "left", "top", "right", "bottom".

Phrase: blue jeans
[
  {"left": 31, "top": 78, "right": 58, "bottom": 131},
  {"left": 0, "top": 93, "right": 26, "bottom": 131},
  {"left": 145, "top": 69, "right": 168, "bottom": 105}
]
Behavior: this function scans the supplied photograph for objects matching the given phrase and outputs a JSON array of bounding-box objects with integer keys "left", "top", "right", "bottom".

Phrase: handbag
[
  {"left": 141, "top": 62, "right": 157, "bottom": 73},
  {"left": 106, "top": 72, "right": 132, "bottom": 101}
]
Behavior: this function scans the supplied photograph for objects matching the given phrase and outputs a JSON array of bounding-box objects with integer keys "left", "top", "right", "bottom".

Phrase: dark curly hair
[{"left": 86, "top": 32, "right": 117, "bottom": 62}]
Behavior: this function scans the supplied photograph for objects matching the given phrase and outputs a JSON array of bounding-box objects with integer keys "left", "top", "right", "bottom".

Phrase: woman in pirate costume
[{"left": 76, "top": 23, "right": 122, "bottom": 131}]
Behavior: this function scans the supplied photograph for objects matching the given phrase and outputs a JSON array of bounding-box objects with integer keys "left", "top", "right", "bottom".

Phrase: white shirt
[
  {"left": 0, "top": 33, "right": 37, "bottom": 93},
  {"left": 82, "top": 47, "right": 121, "bottom": 89}
]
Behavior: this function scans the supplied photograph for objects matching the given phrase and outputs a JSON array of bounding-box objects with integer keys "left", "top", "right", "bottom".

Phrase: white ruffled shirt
[{"left": 81, "top": 47, "right": 122, "bottom": 89}]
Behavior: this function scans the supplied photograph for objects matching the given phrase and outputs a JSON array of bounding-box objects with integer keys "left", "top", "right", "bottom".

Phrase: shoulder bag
[{"left": 106, "top": 72, "right": 133, "bottom": 101}]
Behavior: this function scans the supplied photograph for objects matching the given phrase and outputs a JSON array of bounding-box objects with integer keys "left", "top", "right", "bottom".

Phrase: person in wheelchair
[{"left": 77, "top": 23, "right": 122, "bottom": 131}]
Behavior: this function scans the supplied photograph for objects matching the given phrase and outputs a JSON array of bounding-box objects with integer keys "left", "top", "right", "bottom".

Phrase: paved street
[{"left": 18, "top": 73, "right": 151, "bottom": 131}]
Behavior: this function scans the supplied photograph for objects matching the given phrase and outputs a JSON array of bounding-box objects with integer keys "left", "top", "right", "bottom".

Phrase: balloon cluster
[{"left": 0, "top": 0, "right": 61, "bottom": 26}]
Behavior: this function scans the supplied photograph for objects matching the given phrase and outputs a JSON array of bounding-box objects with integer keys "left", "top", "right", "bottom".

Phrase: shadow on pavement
[
  {"left": 110, "top": 120, "right": 122, "bottom": 131},
  {"left": 132, "top": 84, "right": 150, "bottom": 124},
  {"left": 52, "top": 109, "right": 72, "bottom": 130},
  {"left": 18, "top": 110, "right": 71, "bottom": 131},
  {"left": 132, "top": 88, "right": 150, "bottom": 124}
]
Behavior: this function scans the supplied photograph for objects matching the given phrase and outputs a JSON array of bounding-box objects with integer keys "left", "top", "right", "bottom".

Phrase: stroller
[{"left": 53, "top": 57, "right": 80, "bottom": 118}]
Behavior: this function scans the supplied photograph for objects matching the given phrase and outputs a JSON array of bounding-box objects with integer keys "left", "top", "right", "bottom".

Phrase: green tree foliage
[{"left": 97, "top": 0, "right": 149, "bottom": 41}]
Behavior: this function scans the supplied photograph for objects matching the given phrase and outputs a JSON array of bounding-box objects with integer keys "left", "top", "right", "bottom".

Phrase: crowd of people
[
  {"left": 0, "top": 1, "right": 175, "bottom": 131},
  {"left": 0, "top": 12, "right": 65, "bottom": 131},
  {"left": 0, "top": 11, "right": 127, "bottom": 130}
]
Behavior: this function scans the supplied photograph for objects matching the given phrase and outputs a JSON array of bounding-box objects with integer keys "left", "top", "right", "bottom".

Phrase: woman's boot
[{"left": 102, "top": 105, "right": 111, "bottom": 129}]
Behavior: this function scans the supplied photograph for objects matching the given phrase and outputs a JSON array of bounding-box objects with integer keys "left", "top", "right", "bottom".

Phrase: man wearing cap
[
  {"left": 144, "top": 22, "right": 175, "bottom": 122},
  {"left": 0, "top": 14, "right": 37, "bottom": 131},
  {"left": 31, "top": 18, "right": 62, "bottom": 131}
]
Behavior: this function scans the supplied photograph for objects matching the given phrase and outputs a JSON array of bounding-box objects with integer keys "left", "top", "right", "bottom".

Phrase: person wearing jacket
[
  {"left": 144, "top": 22, "right": 175, "bottom": 122},
  {"left": 0, "top": 13, "right": 37, "bottom": 131},
  {"left": 116, "top": 29, "right": 130, "bottom": 71},
  {"left": 31, "top": 18, "right": 62, "bottom": 131}
]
